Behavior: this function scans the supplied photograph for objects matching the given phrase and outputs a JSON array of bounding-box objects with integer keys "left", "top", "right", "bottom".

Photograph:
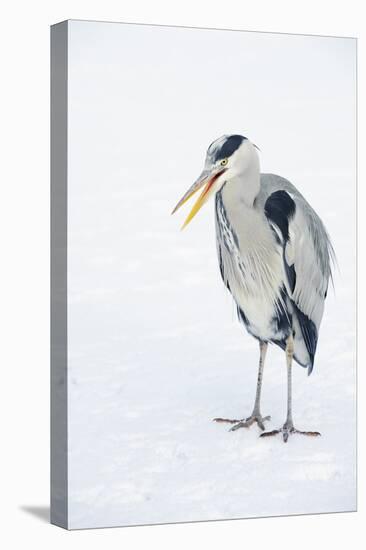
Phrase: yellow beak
[{"left": 172, "top": 168, "right": 226, "bottom": 229}]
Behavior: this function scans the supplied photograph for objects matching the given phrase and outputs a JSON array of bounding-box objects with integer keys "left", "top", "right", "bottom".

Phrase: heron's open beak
[{"left": 171, "top": 168, "right": 226, "bottom": 229}]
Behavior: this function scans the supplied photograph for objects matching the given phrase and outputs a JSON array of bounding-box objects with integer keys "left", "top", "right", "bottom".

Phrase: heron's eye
[{"left": 220, "top": 158, "right": 228, "bottom": 166}]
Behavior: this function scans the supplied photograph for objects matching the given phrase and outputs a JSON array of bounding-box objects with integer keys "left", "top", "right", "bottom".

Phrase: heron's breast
[{"left": 215, "top": 192, "right": 288, "bottom": 340}]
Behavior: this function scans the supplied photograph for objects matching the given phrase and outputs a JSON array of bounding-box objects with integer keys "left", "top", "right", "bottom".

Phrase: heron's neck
[{"left": 222, "top": 163, "right": 260, "bottom": 209}]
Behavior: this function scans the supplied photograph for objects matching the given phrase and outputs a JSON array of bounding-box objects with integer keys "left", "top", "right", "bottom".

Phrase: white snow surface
[{"left": 66, "top": 21, "right": 356, "bottom": 529}]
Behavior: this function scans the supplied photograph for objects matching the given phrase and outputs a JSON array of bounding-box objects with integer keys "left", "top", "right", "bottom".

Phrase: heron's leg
[
  {"left": 281, "top": 335, "right": 296, "bottom": 441},
  {"left": 260, "top": 335, "right": 321, "bottom": 442},
  {"left": 213, "top": 341, "right": 271, "bottom": 431},
  {"left": 252, "top": 340, "right": 268, "bottom": 416}
]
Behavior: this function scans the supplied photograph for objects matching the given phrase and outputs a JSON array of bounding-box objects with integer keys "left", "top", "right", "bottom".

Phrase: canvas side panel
[{"left": 50, "top": 20, "right": 68, "bottom": 529}]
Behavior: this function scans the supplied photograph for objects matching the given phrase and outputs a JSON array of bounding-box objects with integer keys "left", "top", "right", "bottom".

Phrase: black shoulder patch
[
  {"left": 214, "top": 135, "right": 246, "bottom": 161},
  {"left": 264, "top": 190, "right": 296, "bottom": 242}
]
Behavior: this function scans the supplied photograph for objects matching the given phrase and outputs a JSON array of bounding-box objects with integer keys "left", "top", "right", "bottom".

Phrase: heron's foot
[
  {"left": 213, "top": 413, "right": 271, "bottom": 432},
  {"left": 260, "top": 422, "right": 321, "bottom": 443}
]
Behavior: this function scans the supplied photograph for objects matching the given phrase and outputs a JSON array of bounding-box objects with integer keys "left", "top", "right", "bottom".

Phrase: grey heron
[{"left": 172, "top": 134, "right": 334, "bottom": 442}]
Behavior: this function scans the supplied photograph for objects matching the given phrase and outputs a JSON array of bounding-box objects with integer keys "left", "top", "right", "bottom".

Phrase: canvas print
[{"left": 51, "top": 20, "right": 356, "bottom": 530}]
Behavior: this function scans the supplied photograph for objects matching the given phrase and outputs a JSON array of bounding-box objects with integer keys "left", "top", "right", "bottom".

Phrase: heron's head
[{"left": 172, "top": 134, "right": 259, "bottom": 228}]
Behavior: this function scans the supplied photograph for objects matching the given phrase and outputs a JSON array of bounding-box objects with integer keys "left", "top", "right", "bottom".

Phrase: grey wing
[{"left": 261, "top": 175, "right": 334, "bottom": 373}]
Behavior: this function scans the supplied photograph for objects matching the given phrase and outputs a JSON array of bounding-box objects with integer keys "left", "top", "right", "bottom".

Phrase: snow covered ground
[{"left": 66, "top": 21, "right": 356, "bottom": 529}]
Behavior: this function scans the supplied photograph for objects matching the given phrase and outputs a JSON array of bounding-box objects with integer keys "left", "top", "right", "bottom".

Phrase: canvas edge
[{"left": 50, "top": 20, "right": 68, "bottom": 530}]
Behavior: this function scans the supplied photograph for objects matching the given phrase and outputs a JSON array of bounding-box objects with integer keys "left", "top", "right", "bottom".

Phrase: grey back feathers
[{"left": 257, "top": 173, "right": 334, "bottom": 293}]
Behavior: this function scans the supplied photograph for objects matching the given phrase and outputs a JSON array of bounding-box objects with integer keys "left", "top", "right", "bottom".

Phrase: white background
[
  {"left": 66, "top": 21, "right": 355, "bottom": 528},
  {"left": 0, "top": 0, "right": 364, "bottom": 548}
]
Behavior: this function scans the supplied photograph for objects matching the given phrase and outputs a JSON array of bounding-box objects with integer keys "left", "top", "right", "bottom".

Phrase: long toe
[
  {"left": 294, "top": 429, "right": 321, "bottom": 437},
  {"left": 214, "top": 414, "right": 271, "bottom": 432},
  {"left": 213, "top": 417, "right": 242, "bottom": 424},
  {"left": 229, "top": 419, "right": 253, "bottom": 431},
  {"left": 260, "top": 429, "right": 280, "bottom": 438}
]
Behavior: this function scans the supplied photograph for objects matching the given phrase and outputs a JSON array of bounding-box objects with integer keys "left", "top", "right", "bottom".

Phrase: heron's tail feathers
[{"left": 291, "top": 304, "right": 318, "bottom": 375}]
